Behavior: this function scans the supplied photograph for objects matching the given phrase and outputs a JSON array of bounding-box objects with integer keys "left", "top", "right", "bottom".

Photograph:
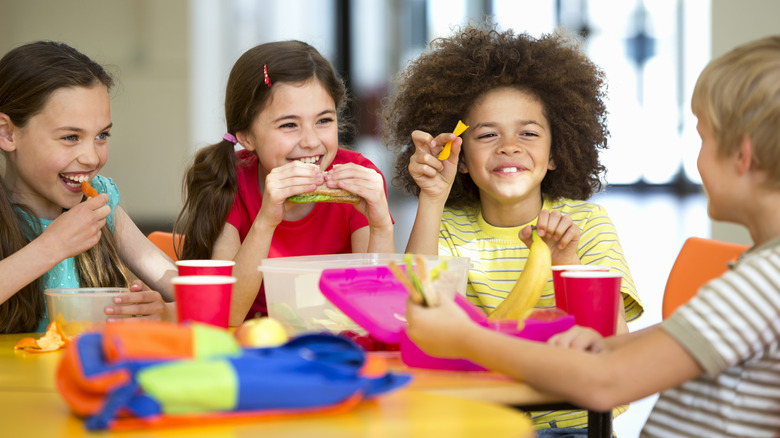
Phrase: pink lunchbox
[{"left": 319, "top": 265, "right": 575, "bottom": 371}]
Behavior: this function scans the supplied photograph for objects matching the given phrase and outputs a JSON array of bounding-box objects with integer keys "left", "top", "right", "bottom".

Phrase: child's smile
[
  {"left": 3, "top": 85, "right": 110, "bottom": 219},
  {"left": 460, "top": 87, "right": 555, "bottom": 224}
]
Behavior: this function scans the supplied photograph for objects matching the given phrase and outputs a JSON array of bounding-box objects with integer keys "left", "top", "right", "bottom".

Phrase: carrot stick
[{"left": 81, "top": 181, "right": 98, "bottom": 198}]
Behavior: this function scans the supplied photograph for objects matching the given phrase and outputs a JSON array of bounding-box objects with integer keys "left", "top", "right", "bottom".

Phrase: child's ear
[
  {"left": 735, "top": 135, "right": 753, "bottom": 175},
  {"left": 547, "top": 157, "right": 557, "bottom": 170},
  {"left": 0, "top": 113, "right": 16, "bottom": 152},
  {"left": 236, "top": 131, "right": 254, "bottom": 152},
  {"left": 458, "top": 159, "right": 469, "bottom": 173}
]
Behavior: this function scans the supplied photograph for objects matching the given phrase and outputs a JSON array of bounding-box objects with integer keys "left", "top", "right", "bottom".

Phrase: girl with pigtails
[{"left": 175, "top": 41, "right": 394, "bottom": 326}]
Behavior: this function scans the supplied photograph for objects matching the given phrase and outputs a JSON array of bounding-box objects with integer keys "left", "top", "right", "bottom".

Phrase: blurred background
[{"left": 1, "top": 1, "right": 778, "bottom": 435}]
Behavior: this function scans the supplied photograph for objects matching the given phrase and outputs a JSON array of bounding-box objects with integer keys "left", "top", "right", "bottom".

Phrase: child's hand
[
  {"left": 547, "top": 325, "right": 607, "bottom": 353},
  {"left": 408, "top": 130, "right": 463, "bottom": 202},
  {"left": 405, "top": 293, "right": 475, "bottom": 358},
  {"left": 105, "top": 280, "right": 168, "bottom": 321},
  {"left": 519, "top": 210, "right": 581, "bottom": 265},
  {"left": 42, "top": 194, "right": 111, "bottom": 260},
  {"left": 324, "top": 163, "right": 392, "bottom": 230},
  {"left": 258, "top": 161, "right": 324, "bottom": 225}
]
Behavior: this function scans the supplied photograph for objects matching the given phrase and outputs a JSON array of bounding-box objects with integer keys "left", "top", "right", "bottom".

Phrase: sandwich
[{"left": 287, "top": 186, "right": 360, "bottom": 205}]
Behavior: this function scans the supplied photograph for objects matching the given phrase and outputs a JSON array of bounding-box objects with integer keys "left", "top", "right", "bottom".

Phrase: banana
[{"left": 488, "top": 228, "right": 551, "bottom": 322}]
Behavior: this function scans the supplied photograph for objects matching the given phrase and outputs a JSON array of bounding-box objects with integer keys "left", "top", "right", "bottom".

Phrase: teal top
[{"left": 14, "top": 175, "right": 121, "bottom": 332}]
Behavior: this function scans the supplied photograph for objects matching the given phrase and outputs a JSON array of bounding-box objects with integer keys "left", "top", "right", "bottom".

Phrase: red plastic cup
[
  {"left": 176, "top": 260, "right": 235, "bottom": 276},
  {"left": 172, "top": 275, "right": 235, "bottom": 328},
  {"left": 551, "top": 265, "right": 610, "bottom": 312},
  {"left": 561, "top": 271, "right": 622, "bottom": 337}
]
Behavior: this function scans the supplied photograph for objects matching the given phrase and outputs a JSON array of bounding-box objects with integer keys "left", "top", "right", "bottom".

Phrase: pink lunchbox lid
[{"left": 318, "top": 265, "right": 575, "bottom": 345}]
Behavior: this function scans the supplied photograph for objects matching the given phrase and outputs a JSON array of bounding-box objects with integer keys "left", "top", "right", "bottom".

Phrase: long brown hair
[
  {"left": 0, "top": 41, "right": 128, "bottom": 333},
  {"left": 174, "top": 40, "right": 352, "bottom": 259}
]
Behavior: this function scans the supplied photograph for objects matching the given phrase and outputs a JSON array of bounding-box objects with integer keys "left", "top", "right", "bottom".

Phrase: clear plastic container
[
  {"left": 44, "top": 287, "right": 130, "bottom": 337},
  {"left": 258, "top": 253, "right": 470, "bottom": 337}
]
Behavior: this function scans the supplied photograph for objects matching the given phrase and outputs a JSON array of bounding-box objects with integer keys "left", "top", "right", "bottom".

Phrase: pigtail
[
  {"left": 0, "top": 178, "right": 44, "bottom": 334},
  {"left": 173, "top": 140, "right": 238, "bottom": 260}
]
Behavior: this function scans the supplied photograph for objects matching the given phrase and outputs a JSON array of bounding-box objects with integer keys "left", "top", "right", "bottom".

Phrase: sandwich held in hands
[{"left": 287, "top": 185, "right": 360, "bottom": 205}]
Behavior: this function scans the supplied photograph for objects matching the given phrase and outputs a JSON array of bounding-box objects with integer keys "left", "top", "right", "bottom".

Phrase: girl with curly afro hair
[{"left": 382, "top": 23, "right": 643, "bottom": 435}]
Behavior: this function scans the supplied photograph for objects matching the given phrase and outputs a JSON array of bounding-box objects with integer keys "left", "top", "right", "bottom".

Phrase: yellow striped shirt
[
  {"left": 438, "top": 197, "right": 643, "bottom": 430},
  {"left": 439, "top": 197, "right": 642, "bottom": 321}
]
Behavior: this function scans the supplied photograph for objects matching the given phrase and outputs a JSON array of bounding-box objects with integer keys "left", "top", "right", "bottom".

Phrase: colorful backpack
[{"left": 56, "top": 321, "right": 410, "bottom": 430}]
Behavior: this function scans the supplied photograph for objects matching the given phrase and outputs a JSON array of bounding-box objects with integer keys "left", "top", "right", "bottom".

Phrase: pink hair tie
[{"left": 223, "top": 133, "right": 238, "bottom": 144}]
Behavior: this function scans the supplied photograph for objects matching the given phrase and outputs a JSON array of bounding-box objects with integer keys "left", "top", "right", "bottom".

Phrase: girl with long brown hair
[{"left": 0, "top": 41, "right": 176, "bottom": 333}]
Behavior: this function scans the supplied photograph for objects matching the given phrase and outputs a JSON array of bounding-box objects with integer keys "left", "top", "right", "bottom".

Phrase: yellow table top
[{"left": 0, "top": 333, "right": 535, "bottom": 437}]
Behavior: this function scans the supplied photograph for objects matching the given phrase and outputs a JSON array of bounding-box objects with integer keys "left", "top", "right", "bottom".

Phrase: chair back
[
  {"left": 148, "top": 231, "right": 184, "bottom": 262},
  {"left": 662, "top": 236, "right": 749, "bottom": 320}
]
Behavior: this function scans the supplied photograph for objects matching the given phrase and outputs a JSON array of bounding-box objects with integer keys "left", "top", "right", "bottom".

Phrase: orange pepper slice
[
  {"left": 81, "top": 180, "right": 98, "bottom": 198},
  {"left": 13, "top": 321, "right": 70, "bottom": 353},
  {"left": 13, "top": 337, "right": 40, "bottom": 350},
  {"left": 437, "top": 120, "right": 469, "bottom": 160}
]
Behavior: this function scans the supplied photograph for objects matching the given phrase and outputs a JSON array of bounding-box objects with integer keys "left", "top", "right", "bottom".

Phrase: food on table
[
  {"left": 437, "top": 120, "right": 470, "bottom": 160},
  {"left": 81, "top": 180, "right": 98, "bottom": 198},
  {"left": 233, "top": 317, "right": 289, "bottom": 348},
  {"left": 13, "top": 321, "right": 70, "bottom": 352},
  {"left": 489, "top": 228, "right": 551, "bottom": 326}
]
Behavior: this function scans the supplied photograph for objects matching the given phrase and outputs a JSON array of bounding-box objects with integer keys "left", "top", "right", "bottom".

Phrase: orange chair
[
  {"left": 662, "top": 236, "right": 749, "bottom": 320},
  {"left": 147, "top": 231, "right": 184, "bottom": 262}
]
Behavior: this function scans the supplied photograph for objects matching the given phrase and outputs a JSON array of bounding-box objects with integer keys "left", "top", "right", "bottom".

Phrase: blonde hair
[{"left": 691, "top": 35, "right": 780, "bottom": 187}]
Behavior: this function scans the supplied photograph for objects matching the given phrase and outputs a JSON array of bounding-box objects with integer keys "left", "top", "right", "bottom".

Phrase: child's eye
[
  {"left": 317, "top": 117, "right": 335, "bottom": 125},
  {"left": 521, "top": 131, "right": 539, "bottom": 137},
  {"left": 279, "top": 122, "right": 297, "bottom": 129},
  {"left": 62, "top": 134, "right": 79, "bottom": 142},
  {"left": 476, "top": 132, "right": 497, "bottom": 139},
  {"left": 97, "top": 132, "right": 111, "bottom": 141}
]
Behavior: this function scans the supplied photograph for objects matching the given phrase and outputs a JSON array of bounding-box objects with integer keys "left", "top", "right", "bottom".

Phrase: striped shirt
[
  {"left": 439, "top": 197, "right": 643, "bottom": 321},
  {"left": 438, "top": 197, "right": 643, "bottom": 430},
  {"left": 643, "top": 237, "right": 780, "bottom": 437}
]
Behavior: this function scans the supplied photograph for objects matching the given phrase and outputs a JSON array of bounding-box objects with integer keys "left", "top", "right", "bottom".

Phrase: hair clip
[
  {"left": 223, "top": 133, "right": 238, "bottom": 144},
  {"left": 264, "top": 64, "right": 272, "bottom": 87}
]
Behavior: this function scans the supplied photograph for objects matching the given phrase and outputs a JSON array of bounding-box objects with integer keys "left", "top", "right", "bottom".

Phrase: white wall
[{"left": 0, "top": 0, "right": 190, "bottom": 226}]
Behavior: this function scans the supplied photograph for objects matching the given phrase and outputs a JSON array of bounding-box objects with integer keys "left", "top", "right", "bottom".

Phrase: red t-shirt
[{"left": 226, "top": 148, "right": 389, "bottom": 319}]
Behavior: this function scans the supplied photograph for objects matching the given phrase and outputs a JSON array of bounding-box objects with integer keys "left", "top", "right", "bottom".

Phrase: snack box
[
  {"left": 45, "top": 288, "right": 130, "bottom": 337},
  {"left": 258, "top": 253, "right": 470, "bottom": 337},
  {"left": 319, "top": 265, "right": 575, "bottom": 371}
]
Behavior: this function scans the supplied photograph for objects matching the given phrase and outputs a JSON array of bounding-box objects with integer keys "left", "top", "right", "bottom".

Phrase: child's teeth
[{"left": 501, "top": 167, "right": 518, "bottom": 173}]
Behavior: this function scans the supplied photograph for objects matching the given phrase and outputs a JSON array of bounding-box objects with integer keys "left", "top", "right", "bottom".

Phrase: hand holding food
[
  {"left": 437, "top": 120, "right": 469, "bottom": 160},
  {"left": 531, "top": 209, "right": 581, "bottom": 265},
  {"left": 489, "top": 227, "right": 551, "bottom": 326}
]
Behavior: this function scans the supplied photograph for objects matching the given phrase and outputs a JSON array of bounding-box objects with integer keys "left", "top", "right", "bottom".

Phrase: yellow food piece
[
  {"left": 437, "top": 120, "right": 469, "bottom": 160},
  {"left": 489, "top": 229, "right": 551, "bottom": 323},
  {"left": 234, "top": 317, "right": 289, "bottom": 348}
]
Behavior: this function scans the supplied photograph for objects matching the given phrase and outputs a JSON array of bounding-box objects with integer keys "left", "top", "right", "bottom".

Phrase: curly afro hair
[{"left": 381, "top": 23, "right": 609, "bottom": 208}]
